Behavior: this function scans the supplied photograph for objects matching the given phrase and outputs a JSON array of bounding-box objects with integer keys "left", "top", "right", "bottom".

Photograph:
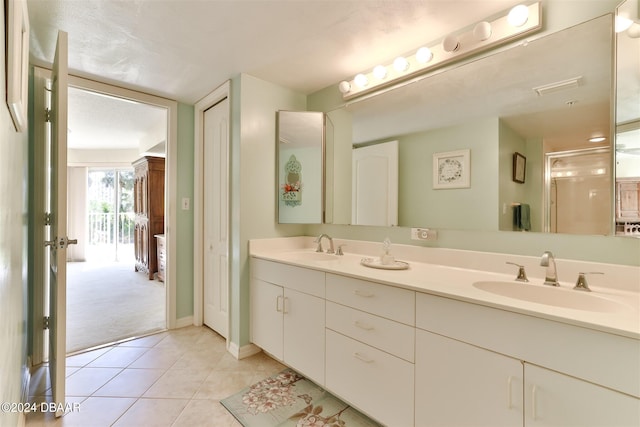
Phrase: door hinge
[
  {"left": 44, "top": 108, "right": 52, "bottom": 123},
  {"left": 44, "top": 212, "right": 52, "bottom": 226},
  {"left": 43, "top": 316, "right": 50, "bottom": 330}
]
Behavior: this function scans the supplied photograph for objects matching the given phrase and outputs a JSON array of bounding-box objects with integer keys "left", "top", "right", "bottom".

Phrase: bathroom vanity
[{"left": 249, "top": 237, "right": 639, "bottom": 427}]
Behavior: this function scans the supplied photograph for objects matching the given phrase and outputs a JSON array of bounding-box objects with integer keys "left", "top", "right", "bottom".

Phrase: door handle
[
  {"left": 59, "top": 237, "right": 78, "bottom": 248},
  {"left": 45, "top": 237, "right": 78, "bottom": 249}
]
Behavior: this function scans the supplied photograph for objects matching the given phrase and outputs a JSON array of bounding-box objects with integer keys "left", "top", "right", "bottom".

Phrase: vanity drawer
[
  {"left": 326, "top": 329, "right": 414, "bottom": 427},
  {"left": 251, "top": 258, "right": 325, "bottom": 298},
  {"left": 326, "top": 273, "right": 415, "bottom": 325},
  {"left": 326, "top": 301, "right": 414, "bottom": 362}
]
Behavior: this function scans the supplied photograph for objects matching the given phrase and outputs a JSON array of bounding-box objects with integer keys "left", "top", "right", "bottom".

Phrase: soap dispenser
[{"left": 380, "top": 238, "right": 395, "bottom": 265}]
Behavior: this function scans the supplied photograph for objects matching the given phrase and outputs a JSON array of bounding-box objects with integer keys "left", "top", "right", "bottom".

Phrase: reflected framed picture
[
  {"left": 513, "top": 152, "right": 526, "bottom": 184},
  {"left": 433, "top": 149, "right": 470, "bottom": 189},
  {"left": 6, "top": 0, "right": 30, "bottom": 132}
]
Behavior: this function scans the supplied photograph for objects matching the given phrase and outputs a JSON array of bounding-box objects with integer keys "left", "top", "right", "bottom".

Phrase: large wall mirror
[
  {"left": 615, "top": 0, "right": 640, "bottom": 235},
  {"left": 323, "top": 13, "right": 639, "bottom": 236},
  {"left": 277, "top": 111, "right": 327, "bottom": 224}
]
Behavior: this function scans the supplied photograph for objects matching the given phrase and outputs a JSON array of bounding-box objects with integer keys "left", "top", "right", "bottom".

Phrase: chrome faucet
[
  {"left": 315, "top": 233, "right": 334, "bottom": 254},
  {"left": 540, "top": 251, "right": 560, "bottom": 286}
]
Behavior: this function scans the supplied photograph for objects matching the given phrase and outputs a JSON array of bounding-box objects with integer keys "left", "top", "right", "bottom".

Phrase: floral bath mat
[{"left": 220, "top": 369, "right": 381, "bottom": 427}]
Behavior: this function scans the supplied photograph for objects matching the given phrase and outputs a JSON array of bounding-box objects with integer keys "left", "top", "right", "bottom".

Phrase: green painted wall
[
  {"left": 231, "top": 74, "right": 308, "bottom": 347},
  {"left": 398, "top": 117, "right": 499, "bottom": 230},
  {"left": 176, "top": 103, "right": 195, "bottom": 319}
]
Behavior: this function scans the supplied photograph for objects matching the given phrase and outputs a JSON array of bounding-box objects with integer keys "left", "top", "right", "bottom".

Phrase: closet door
[{"left": 203, "top": 97, "right": 230, "bottom": 337}]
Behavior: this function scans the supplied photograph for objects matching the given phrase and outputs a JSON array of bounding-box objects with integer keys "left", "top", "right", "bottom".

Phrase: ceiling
[{"left": 27, "top": 0, "right": 520, "bottom": 104}]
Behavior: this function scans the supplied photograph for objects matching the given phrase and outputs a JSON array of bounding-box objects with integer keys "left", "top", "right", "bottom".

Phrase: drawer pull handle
[
  {"left": 353, "top": 352, "right": 374, "bottom": 363},
  {"left": 276, "top": 295, "right": 283, "bottom": 313},
  {"left": 353, "top": 289, "right": 374, "bottom": 297},
  {"left": 507, "top": 376, "right": 513, "bottom": 409},
  {"left": 354, "top": 320, "right": 374, "bottom": 331},
  {"left": 283, "top": 296, "right": 289, "bottom": 314}
]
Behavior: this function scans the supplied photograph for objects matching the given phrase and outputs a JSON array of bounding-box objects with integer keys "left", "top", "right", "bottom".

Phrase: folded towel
[{"left": 514, "top": 204, "right": 531, "bottom": 231}]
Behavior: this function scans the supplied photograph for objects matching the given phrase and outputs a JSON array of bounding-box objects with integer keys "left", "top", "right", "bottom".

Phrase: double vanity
[{"left": 249, "top": 237, "right": 639, "bottom": 426}]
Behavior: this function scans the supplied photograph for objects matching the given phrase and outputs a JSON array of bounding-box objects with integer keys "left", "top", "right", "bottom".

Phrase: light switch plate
[{"left": 181, "top": 197, "right": 190, "bottom": 210}]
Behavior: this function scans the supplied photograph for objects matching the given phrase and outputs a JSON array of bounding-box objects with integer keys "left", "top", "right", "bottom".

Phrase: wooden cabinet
[
  {"left": 133, "top": 156, "right": 165, "bottom": 280},
  {"left": 616, "top": 179, "right": 640, "bottom": 220},
  {"left": 250, "top": 259, "right": 325, "bottom": 385}
]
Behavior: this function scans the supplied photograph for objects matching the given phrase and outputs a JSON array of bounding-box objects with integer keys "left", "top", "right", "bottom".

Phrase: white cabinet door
[
  {"left": 283, "top": 288, "right": 325, "bottom": 386},
  {"left": 250, "top": 278, "right": 283, "bottom": 360},
  {"left": 525, "top": 364, "right": 640, "bottom": 427},
  {"left": 415, "top": 329, "right": 523, "bottom": 427}
]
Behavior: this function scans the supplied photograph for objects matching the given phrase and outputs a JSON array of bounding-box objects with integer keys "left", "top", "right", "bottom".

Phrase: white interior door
[
  {"left": 352, "top": 140, "right": 398, "bottom": 226},
  {"left": 203, "top": 98, "right": 229, "bottom": 338},
  {"left": 47, "top": 30, "right": 70, "bottom": 416}
]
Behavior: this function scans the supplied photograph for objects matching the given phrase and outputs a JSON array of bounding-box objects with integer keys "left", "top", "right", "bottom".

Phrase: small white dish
[{"left": 360, "top": 257, "right": 410, "bottom": 270}]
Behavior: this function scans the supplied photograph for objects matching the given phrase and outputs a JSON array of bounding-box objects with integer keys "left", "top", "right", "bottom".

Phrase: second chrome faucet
[{"left": 540, "top": 251, "right": 560, "bottom": 287}]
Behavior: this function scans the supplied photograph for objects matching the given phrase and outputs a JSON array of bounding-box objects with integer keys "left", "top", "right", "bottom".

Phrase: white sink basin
[
  {"left": 473, "top": 281, "right": 627, "bottom": 313},
  {"left": 281, "top": 251, "right": 339, "bottom": 262}
]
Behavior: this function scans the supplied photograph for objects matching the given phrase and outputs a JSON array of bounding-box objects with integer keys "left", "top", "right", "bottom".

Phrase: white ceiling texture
[{"left": 25, "top": 0, "right": 635, "bottom": 153}]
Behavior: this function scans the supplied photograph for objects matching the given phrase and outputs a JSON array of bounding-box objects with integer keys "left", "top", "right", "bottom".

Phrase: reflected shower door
[{"left": 546, "top": 148, "right": 611, "bottom": 235}]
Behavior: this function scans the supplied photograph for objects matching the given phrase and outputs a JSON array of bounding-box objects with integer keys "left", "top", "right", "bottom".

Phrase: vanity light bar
[{"left": 339, "top": 2, "right": 542, "bottom": 100}]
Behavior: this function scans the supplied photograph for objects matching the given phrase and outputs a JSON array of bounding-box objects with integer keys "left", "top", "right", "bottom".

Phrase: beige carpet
[{"left": 66, "top": 260, "right": 166, "bottom": 353}]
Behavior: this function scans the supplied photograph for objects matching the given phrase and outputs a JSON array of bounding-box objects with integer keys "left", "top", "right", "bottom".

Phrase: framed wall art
[
  {"left": 513, "top": 152, "right": 526, "bottom": 183},
  {"left": 433, "top": 149, "right": 470, "bottom": 189},
  {"left": 6, "top": 0, "right": 30, "bottom": 132}
]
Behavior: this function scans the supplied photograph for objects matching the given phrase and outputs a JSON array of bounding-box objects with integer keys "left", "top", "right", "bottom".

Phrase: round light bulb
[
  {"left": 442, "top": 34, "right": 459, "bottom": 52},
  {"left": 373, "top": 65, "right": 387, "bottom": 79},
  {"left": 393, "top": 56, "right": 409, "bottom": 72},
  {"left": 354, "top": 73, "right": 368, "bottom": 88},
  {"left": 508, "top": 5, "right": 529, "bottom": 27},
  {"left": 338, "top": 81, "right": 351, "bottom": 94},
  {"left": 628, "top": 22, "right": 640, "bottom": 38},
  {"left": 615, "top": 16, "right": 633, "bottom": 33},
  {"left": 589, "top": 136, "right": 606, "bottom": 143},
  {"left": 473, "top": 21, "right": 492, "bottom": 41},
  {"left": 416, "top": 47, "right": 433, "bottom": 64}
]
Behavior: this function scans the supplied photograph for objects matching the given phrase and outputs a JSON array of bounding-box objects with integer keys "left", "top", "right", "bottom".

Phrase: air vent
[{"left": 533, "top": 76, "right": 583, "bottom": 96}]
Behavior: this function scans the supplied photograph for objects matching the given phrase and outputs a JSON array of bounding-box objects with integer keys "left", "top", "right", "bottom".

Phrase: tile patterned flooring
[{"left": 26, "top": 326, "right": 286, "bottom": 427}]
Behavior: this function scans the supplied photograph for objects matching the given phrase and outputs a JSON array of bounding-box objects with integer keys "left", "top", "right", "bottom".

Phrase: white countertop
[{"left": 250, "top": 237, "right": 640, "bottom": 340}]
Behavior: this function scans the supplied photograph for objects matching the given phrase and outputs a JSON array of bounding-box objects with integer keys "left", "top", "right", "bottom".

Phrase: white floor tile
[{"left": 112, "top": 398, "right": 189, "bottom": 427}]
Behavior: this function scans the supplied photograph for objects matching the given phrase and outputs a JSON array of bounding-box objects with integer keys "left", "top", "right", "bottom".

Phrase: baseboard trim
[
  {"left": 174, "top": 315, "right": 194, "bottom": 329},
  {"left": 227, "top": 342, "right": 262, "bottom": 360}
]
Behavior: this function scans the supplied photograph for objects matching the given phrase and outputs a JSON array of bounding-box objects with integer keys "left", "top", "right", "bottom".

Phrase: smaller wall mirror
[{"left": 277, "top": 111, "right": 326, "bottom": 224}]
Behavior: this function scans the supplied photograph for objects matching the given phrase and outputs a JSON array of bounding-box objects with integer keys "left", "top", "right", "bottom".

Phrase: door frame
[
  {"left": 31, "top": 67, "right": 179, "bottom": 362},
  {"left": 193, "top": 81, "right": 231, "bottom": 341}
]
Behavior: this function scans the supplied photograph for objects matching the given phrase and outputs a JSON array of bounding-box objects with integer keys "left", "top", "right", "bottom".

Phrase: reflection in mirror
[
  {"left": 327, "top": 15, "right": 616, "bottom": 235},
  {"left": 615, "top": 0, "right": 640, "bottom": 236},
  {"left": 277, "top": 111, "right": 325, "bottom": 224}
]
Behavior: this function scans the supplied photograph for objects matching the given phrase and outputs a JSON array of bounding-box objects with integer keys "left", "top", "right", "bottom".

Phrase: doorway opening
[{"left": 64, "top": 86, "right": 169, "bottom": 353}]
